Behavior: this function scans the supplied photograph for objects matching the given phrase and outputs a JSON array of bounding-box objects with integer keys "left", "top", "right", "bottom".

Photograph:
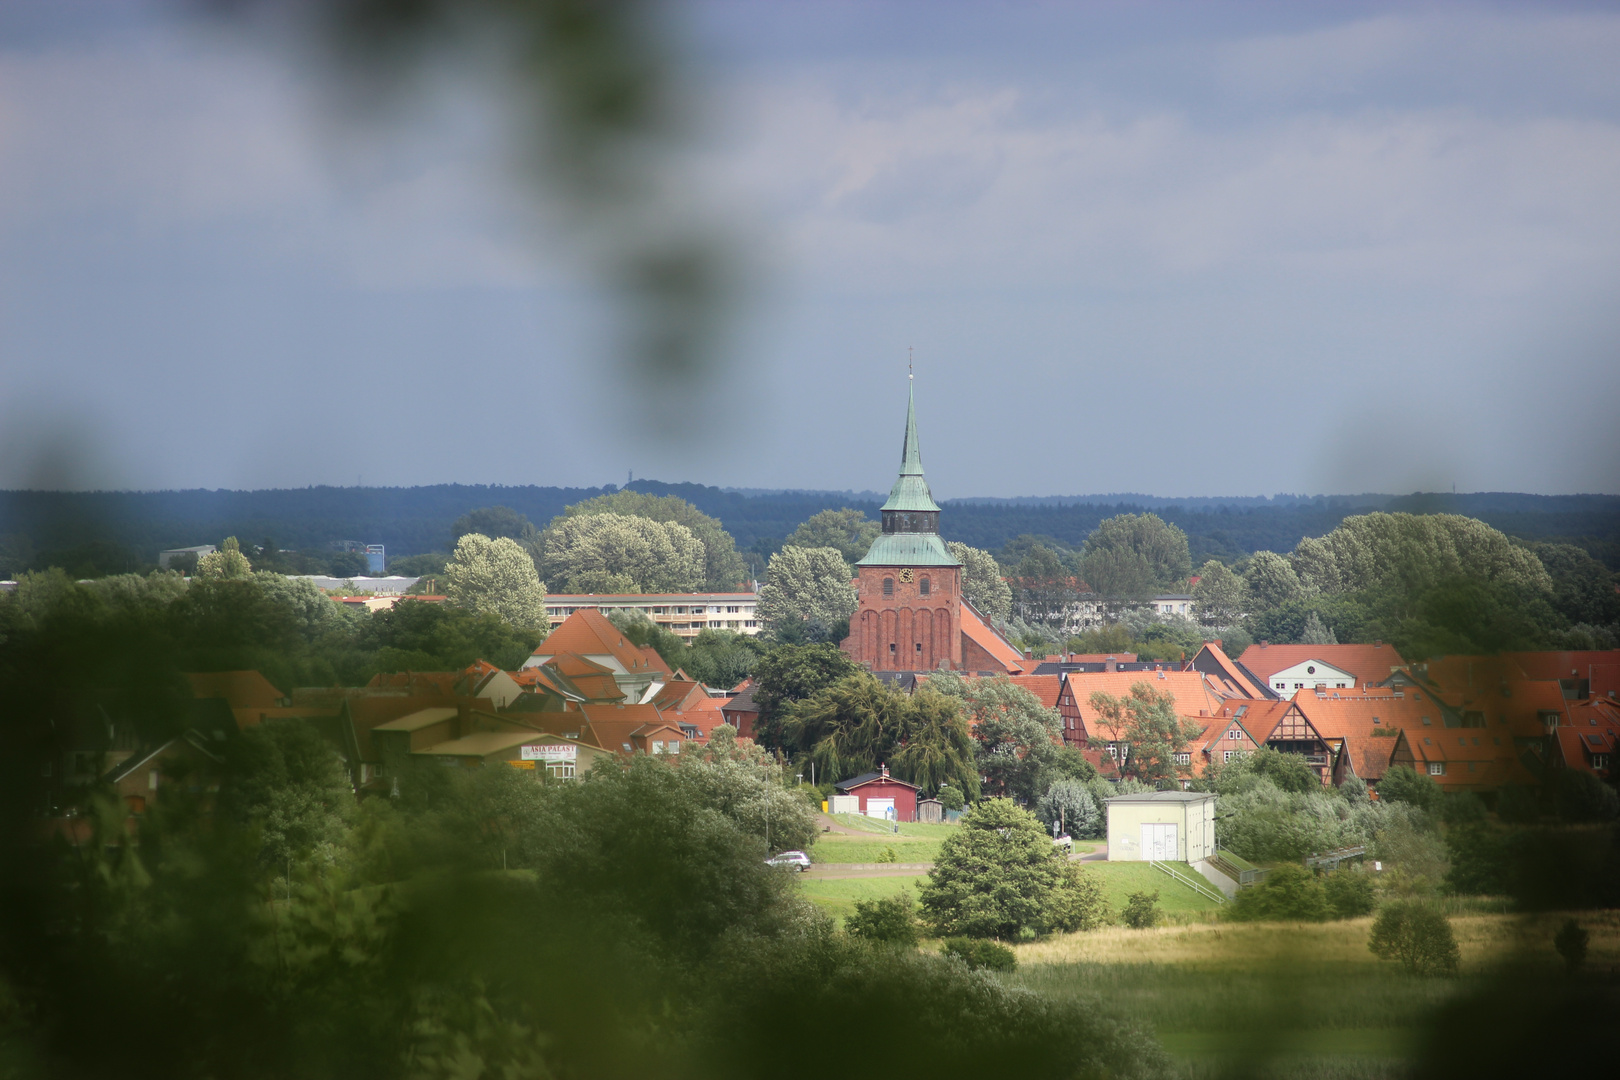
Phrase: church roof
[
  {"left": 859, "top": 531, "right": 958, "bottom": 567},
  {"left": 878, "top": 378, "right": 941, "bottom": 515}
]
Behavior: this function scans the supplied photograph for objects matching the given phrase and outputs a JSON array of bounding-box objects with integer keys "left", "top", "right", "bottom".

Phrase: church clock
[{"left": 897, "top": 568, "right": 914, "bottom": 583}]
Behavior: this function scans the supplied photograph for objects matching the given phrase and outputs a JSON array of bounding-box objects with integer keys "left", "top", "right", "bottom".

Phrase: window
[
  {"left": 1224, "top": 750, "right": 1238, "bottom": 762},
  {"left": 1595, "top": 754, "right": 1610, "bottom": 770},
  {"left": 1421, "top": 716, "right": 1432, "bottom": 725},
  {"left": 889, "top": 643, "right": 897, "bottom": 655},
  {"left": 667, "top": 740, "right": 681, "bottom": 755},
  {"left": 883, "top": 577, "right": 895, "bottom": 597},
  {"left": 1106, "top": 745, "right": 1118, "bottom": 760},
  {"left": 546, "top": 762, "right": 576, "bottom": 780},
  {"left": 726, "top": 606, "right": 739, "bottom": 613},
  {"left": 1175, "top": 752, "right": 1191, "bottom": 765},
  {"left": 1428, "top": 762, "right": 1446, "bottom": 776},
  {"left": 920, "top": 576, "right": 931, "bottom": 596},
  {"left": 745, "top": 620, "right": 757, "bottom": 628},
  {"left": 727, "top": 620, "right": 739, "bottom": 629},
  {"left": 1276, "top": 683, "right": 1285, "bottom": 690},
  {"left": 709, "top": 620, "right": 722, "bottom": 628},
  {"left": 915, "top": 642, "right": 923, "bottom": 652},
  {"left": 1229, "top": 729, "right": 1241, "bottom": 740},
  {"left": 652, "top": 740, "right": 665, "bottom": 753}
]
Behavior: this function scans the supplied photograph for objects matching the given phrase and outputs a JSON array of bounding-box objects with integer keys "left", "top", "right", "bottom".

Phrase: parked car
[
  {"left": 1052, "top": 834, "right": 1073, "bottom": 853},
  {"left": 765, "top": 850, "right": 811, "bottom": 872}
]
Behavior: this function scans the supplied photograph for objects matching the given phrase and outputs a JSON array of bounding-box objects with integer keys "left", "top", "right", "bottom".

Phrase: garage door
[
  {"left": 1140, "top": 823, "right": 1178, "bottom": 862},
  {"left": 865, "top": 798, "right": 895, "bottom": 820}
]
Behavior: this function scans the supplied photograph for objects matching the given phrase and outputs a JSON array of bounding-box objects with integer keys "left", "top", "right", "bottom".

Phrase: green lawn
[
  {"left": 1080, "top": 861, "right": 1225, "bottom": 917},
  {"left": 811, "top": 837, "right": 942, "bottom": 864},
  {"left": 797, "top": 875, "right": 922, "bottom": 926}
]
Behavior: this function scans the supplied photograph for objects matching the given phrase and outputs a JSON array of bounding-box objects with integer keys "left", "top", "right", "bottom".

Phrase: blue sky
[{"left": 2, "top": 1, "right": 1617, "bottom": 497}]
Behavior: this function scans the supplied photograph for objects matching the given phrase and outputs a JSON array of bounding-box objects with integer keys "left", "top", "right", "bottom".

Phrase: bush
[
  {"left": 1378, "top": 765, "right": 1442, "bottom": 813},
  {"left": 1036, "top": 779, "right": 1099, "bottom": 839},
  {"left": 1213, "top": 747, "right": 1321, "bottom": 795},
  {"left": 1554, "top": 770, "right": 1620, "bottom": 823},
  {"left": 877, "top": 846, "right": 898, "bottom": 863},
  {"left": 920, "top": 799, "right": 1079, "bottom": 939},
  {"left": 1441, "top": 791, "right": 1487, "bottom": 827},
  {"left": 936, "top": 784, "right": 965, "bottom": 812},
  {"left": 1368, "top": 901, "right": 1461, "bottom": 976},
  {"left": 1323, "top": 870, "right": 1377, "bottom": 918},
  {"left": 1494, "top": 785, "right": 1541, "bottom": 824},
  {"left": 1554, "top": 918, "right": 1588, "bottom": 972},
  {"left": 1121, "top": 891, "right": 1160, "bottom": 929},
  {"left": 845, "top": 893, "right": 918, "bottom": 948},
  {"left": 1226, "top": 864, "right": 1332, "bottom": 922},
  {"left": 941, "top": 937, "right": 1016, "bottom": 972},
  {"left": 1444, "top": 825, "right": 1511, "bottom": 896}
]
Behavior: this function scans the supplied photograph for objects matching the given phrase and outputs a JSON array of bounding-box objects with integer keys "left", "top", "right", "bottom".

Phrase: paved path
[{"left": 1077, "top": 843, "right": 1109, "bottom": 862}]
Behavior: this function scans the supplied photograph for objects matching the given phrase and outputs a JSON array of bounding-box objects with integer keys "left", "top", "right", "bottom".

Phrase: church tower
[{"left": 842, "top": 377, "right": 964, "bottom": 672}]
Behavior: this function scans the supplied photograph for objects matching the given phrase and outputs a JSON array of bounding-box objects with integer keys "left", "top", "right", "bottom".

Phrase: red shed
[{"left": 834, "top": 765, "right": 920, "bottom": 822}]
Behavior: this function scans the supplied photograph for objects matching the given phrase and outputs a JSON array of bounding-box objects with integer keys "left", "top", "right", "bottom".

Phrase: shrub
[
  {"left": 936, "top": 784, "right": 965, "bottom": 812},
  {"left": 877, "top": 846, "right": 898, "bottom": 863},
  {"left": 1554, "top": 770, "right": 1620, "bottom": 823},
  {"left": 1367, "top": 901, "right": 1460, "bottom": 976},
  {"left": 1323, "top": 869, "right": 1377, "bottom": 918},
  {"left": 1443, "top": 825, "right": 1511, "bottom": 896},
  {"left": 1554, "top": 918, "right": 1588, "bottom": 972},
  {"left": 1378, "top": 765, "right": 1442, "bottom": 813},
  {"left": 845, "top": 893, "right": 918, "bottom": 948},
  {"left": 1227, "top": 864, "right": 1331, "bottom": 922},
  {"left": 1036, "top": 779, "right": 1099, "bottom": 839},
  {"left": 1494, "top": 785, "right": 1540, "bottom": 824},
  {"left": 920, "top": 799, "right": 1077, "bottom": 939},
  {"left": 1441, "top": 791, "right": 1487, "bottom": 827},
  {"left": 941, "top": 937, "right": 1016, "bottom": 972},
  {"left": 1121, "top": 891, "right": 1160, "bottom": 929}
]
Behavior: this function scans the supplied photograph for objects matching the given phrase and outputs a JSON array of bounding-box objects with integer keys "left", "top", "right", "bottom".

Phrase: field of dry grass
[{"left": 1016, "top": 908, "right": 1620, "bottom": 973}]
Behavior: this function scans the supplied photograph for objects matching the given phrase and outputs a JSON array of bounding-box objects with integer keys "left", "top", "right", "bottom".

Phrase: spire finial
[{"left": 908, "top": 346, "right": 913, "bottom": 380}]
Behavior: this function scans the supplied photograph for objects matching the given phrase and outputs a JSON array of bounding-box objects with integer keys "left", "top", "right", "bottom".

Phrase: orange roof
[
  {"left": 1003, "top": 674, "right": 1063, "bottom": 710},
  {"left": 1342, "top": 734, "right": 1399, "bottom": 782},
  {"left": 1060, "top": 670, "right": 1233, "bottom": 740},
  {"left": 186, "top": 671, "right": 284, "bottom": 710},
  {"left": 1500, "top": 650, "right": 1620, "bottom": 697},
  {"left": 959, "top": 603, "right": 1026, "bottom": 674},
  {"left": 1191, "top": 642, "right": 1273, "bottom": 699},
  {"left": 1238, "top": 642, "right": 1408, "bottom": 686},
  {"left": 1062, "top": 653, "right": 1139, "bottom": 664},
  {"left": 528, "top": 609, "right": 672, "bottom": 676},
  {"left": 365, "top": 670, "right": 460, "bottom": 696}
]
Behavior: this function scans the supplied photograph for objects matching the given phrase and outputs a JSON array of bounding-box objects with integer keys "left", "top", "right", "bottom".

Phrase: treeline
[{"left": 5, "top": 481, "right": 1617, "bottom": 578}]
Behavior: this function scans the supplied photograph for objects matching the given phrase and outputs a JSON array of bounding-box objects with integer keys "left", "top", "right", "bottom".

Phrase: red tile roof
[
  {"left": 186, "top": 671, "right": 284, "bottom": 710},
  {"left": 1060, "top": 670, "right": 1234, "bottom": 741},
  {"left": 959, "top": 603, "right": 1026, "bottom": 674},
  {"left": 1237, "top": 642, "right": 1408, "bottom": 686},
  {"left": 528, "top": 608, "right": 672, "bottom": 676}
]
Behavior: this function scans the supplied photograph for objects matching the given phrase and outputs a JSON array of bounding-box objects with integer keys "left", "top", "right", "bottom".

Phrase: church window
[
  {"left": 883, "top": 578, "right": 894, "bottom": 597},
  {"left": 920, "top": 576, "right": 931, "bottom": 596}
]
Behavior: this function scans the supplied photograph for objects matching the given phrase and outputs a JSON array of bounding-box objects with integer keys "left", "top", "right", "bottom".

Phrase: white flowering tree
[
  {"left": 444, "top": 533, "right": 549, "bottom": 634},
  {"left": 755, "top": 545, "right": 856, "bottom": 636},
  {"left": 538, "top": 513, "right": 705, "bottom": 594}
]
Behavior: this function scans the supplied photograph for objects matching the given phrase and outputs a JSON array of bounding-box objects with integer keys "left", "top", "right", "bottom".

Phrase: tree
[
  {"left": 783, "top": 675, "right": 977, "bottom": 795},
  {"left": 1078, "top": 513, "right": 1192, "bottom": 601},
  {"left": 1324, "top": 870, "right": 1377, "bottom": 918},
  {"left": 1191, "top": 560, "right": 1245, "bottom": 625},
  {"left": 1227, "top": 864, "right": 1332, "bottom": 922},
  {"left": 451, "top": 505, "right": 533, "bottom": 541},
  {"left": 844, "top": 892, "right": 918, "bottom": 947},
  {"left": 891, "top": 686, "right": 980, "bottom": 797},
  {"left": 557, "top": 491, "right": 748, "bottom": 591},
  {"left": 443, "top": 533, "right": 549, "bottom": 634},
  {"left": 538, "top": 513, "right": 705, "bottom": 594},
  {"left": 1368, "top": 901, "right": 1460, "bottom": 976},
  {"left": 755, "top": 546, "right": 857, "bottom": 638},
  {"left": 1378, "top": 764, "right": 1442, "bottom": 812},
  {"left": 1036, "top": 779, "right": 1099, "bottom": 838},
  {"left": 219, "top": 718, "right": 355, "bottom": 873},
  {"left": 1012, "top": 544, "right": 1076, "bottom": 628},
  {"left": 786, "top": 509, "right": 880, "bottom": 566},
  {"left": 195, "top": 536, "right": 252, "bottom": 579},
  {"left": 920, "top": 799, "right": 1097, "bottom": 939},
  {"left": 1085, "top": 683, "right": 1199, "bottom": 784},
  {"left": 928, "top": 670, "right": 1063, "bottom": 802},
  {"left": 1244, "top": 550, "right": 1304, "bottom": 610},
  {"left": 750, "top": 643, "right": 860, "bottom": 750},
  {"left": 1298, "top": 611, "right": 1338, "bottom": 645},
  {"left": 1120, "top": 891, "right": 1160, "bottom": 929},
  {"left": 1213, "top": 747, "right": 1321, "bottom": 795},
  {"left": 948, "top": 541, "right": 1013, "bottom": 624},
  {"left": 1292, "top": 512, "right": 1551, "bottom": 598}
]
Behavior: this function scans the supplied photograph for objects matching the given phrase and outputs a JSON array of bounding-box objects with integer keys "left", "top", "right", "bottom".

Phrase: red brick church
[{"left": 841, "top": 379, "right": 1025, "bottom": 675}]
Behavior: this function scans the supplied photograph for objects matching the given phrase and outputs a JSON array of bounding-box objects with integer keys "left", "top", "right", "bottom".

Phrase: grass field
[
  {"left": 1008, "top": 910, "right": 1620, "bottom": 1078},
  {"left": 798, "top": 875, "right": 923, "bottom": 925},
  {"left": 1080, "top": 861, "right": 1225, "bottom": 918},
  {"left": 811, "top": 837, "right": 942, "bottom": 863}
]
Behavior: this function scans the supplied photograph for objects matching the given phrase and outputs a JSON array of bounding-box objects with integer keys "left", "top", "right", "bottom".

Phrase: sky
[{"left": 1, "top": 1, "right": 1618, "bottom": 499}]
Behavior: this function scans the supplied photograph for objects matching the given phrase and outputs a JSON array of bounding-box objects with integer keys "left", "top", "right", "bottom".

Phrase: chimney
[
  {"left": 1259, "top": 640, "right": 1269, "bottom": 649},
  {"left": 880, "top": 762, "right": 889, "bottom": 779},
  {"left": 1374, "top": 639, "right": 1382, "bottom": 648}
]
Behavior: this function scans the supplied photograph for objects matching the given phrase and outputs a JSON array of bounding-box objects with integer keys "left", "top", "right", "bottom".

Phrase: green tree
[
  {"left": 1324, "top": 870, "right": 1378, "bottom": 918},
  {"left": 1213, "top": 747, "right": 1322, "bottom": 795},
  {"left": 538, "top": 513, "right": 705, "bottom": 594},
  {"left": 1121, "top": 891, "right": 1160, "bottom": 929},
  {"left": 891, "top": 686, "right": 980, "bottom": 797},
  {"left": 1293, "top": 512, "right": 1551, "bottom": 598},
  {"left": 928, "top": 670, "right": 1063, "bottom": 802},
  {"left": 920, "top": 799, "right": 1096, "bottom": 939},
  {"left": 1368, "top": 901, "right": 1460, "bottom": 975},
  {"left": 682, "top": 629, "right": 766, "bottom": 689},
  {"left": 349, "top": 598, "right": 542, "bottom": 676},
  {"left": 1078, "top": 513, "right": 1192, "bottom": 601},
  {"left": 195, "top": 536, "right": 253, "bottom": 579},
  {"left": 1036, "top": 779, "right": 1099, "bottom": 838},
  {"left": 1244, "top": 550, "right": 1304, "bottom": 610},
  {"left": 1085, "top": 683, "right": 1199, "bottom": 784},
  {"left": 1298, "top": 611, "right": 1338, "bottom": 645},
  {"left": 1378, "top": 764, "right": 1442, "bottom": 812},
  {"left": 558, "top": 491, "right": 748, "bottom": 591},
  {"left": 451, "top": 505, "right": 533, "bottom": 541},
  {"left": 1191, "top": 559, "right": 1245, "bottom": 625},
  {"left": 785, "top": 508, "right": 880, "bottom": 566},
  {"left": 844, "top": 891, "right": 918, "bottom": 947},
  {"left": 750, "top": 643, "right": 860, "bottom": 750},
  {"left": 219, "top": 718, "right": 355, "bottom": 874},
  {"left": 783, "top": 672, "right": 909, "bottom": 782},
  {"left": 755, "top": 546, "right": 857, "bottom": 638},
  {"left": 948, "top": 541, "right": 1013, "bottom": 624},
  {"left": 1012, "top": 544, "right": 1076, "bottom": 627},
  {"left": 443, "top": 533, "right": 549, "bottom": 634}
]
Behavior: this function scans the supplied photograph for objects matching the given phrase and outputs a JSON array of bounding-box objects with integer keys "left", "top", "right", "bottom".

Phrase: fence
[
  {"left": 1147, "top": 860, "right": 1226, "bottom": 904},
  {"left": 1208, "top": 849, "right": 1269, "bottom": 888}
]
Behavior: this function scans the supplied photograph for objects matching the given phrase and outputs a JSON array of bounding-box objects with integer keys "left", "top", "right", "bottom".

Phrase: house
[
  {"left": 1237, "top": 641, "right": 1407, "bottom": 699},
  {"left": 1105, "top": 791, "right": 1216, "bottom": 863},
  {"left": 1056, "top": 669, "right": 1237, "bottom": 759},
  {"left": 833, "top": 765, "right": 919, "bottom": 821},
  {"left": 543, "top": 593, "right": 762, "bottom": 638},
  {"left": 521, "top": 608, "right": 672, "bottom": 704},
  {"left": 104, "top": 731, "right": 228, "bottom": 816},
  {"left": 720, "top": 688, "right": 759, "bottom": 739},
  {"left": 1188, "top": 642, "right": 1276, "bottom": 699},
  {"left": 157, "top": 544, "right": 215, "bottom": 570},
  {"left": 1151, "top": 594, "right": 1194, "bottom": 618}
]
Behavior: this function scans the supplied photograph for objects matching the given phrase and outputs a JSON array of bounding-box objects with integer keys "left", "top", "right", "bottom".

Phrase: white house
[
  {"left": 1264, "top": 658, "right": 1358, "bottom": 699},
  {"left": 1105, "top": 790, "right": 1217, "bottom": 863}
]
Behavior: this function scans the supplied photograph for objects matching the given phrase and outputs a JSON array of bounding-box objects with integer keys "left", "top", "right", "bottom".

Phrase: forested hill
[{"left": 2, "top": 482, "right": 1618, "bottom": 572}]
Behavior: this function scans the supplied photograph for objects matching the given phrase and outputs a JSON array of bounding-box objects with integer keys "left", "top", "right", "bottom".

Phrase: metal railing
[
  {"left": 1147, "top": 860, "right": 1226, "bottom": 904},
  {"left": 1208, "top": 850, "right": 1269, "bottom": 888},
  {"left": 1304, "top": 846, "right": 1366, "bottom": 871}
]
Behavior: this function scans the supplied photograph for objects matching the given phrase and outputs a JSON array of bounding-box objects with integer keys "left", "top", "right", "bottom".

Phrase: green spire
[{"left": 880, "top": 375, "right": 941, "bottom": 514}]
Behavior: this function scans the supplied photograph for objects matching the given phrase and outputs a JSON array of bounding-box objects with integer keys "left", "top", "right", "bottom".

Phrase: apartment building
[{"left": 542, "top": 592, "right": 762, "bottom": 638}]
